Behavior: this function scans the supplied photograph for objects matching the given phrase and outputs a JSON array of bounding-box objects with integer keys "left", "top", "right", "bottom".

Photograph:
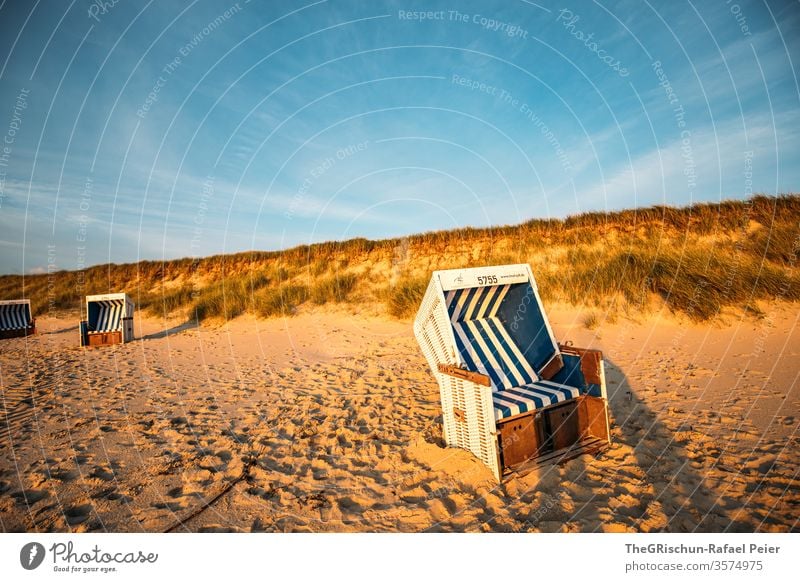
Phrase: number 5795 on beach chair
[{"left": 414, "top": 265, "right": 611, "bottom": 481}]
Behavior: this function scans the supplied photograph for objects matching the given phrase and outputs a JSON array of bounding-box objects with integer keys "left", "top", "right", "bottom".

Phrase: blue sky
[{"left": 0, "top": 0, "right": 797, "bottom": 274}]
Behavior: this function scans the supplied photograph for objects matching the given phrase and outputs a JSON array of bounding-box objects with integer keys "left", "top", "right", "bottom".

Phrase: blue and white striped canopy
[
  {"left": 88, "top": 299, "right": 125, "bottom": 332},
  {"left": 445, "top": 285, "right": 538, "bottom": 391},
  {"left": 0, "top": 302, "right": 32, "bottom": 330},
  {"left": 444, "top": 284, "right": 581, "bottom": 420}
]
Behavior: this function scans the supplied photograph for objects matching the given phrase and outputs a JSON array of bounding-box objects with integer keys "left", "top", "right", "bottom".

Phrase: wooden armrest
[
  {"left": 539, "top": 353, "right": 564, "bottom": 380},
  {"left": 558, "top": 343, "right": 603, "bottom": 385},
  {"left": 437, "top": 364, "right": 491, "bottom": 387}
]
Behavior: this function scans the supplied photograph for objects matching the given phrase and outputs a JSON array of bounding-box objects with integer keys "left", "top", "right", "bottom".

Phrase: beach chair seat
[
  {"left": 414, "top": 264, "right": 611, "bottom": 481},
  {"left": 492, "top": 380, "right": 582, "bottom": 421}
]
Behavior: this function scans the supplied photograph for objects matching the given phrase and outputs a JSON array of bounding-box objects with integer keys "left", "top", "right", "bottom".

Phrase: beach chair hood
[
  {"left": 86, "top": 293, "right": 133, "bottom": 332},
  {"left": 0, "top": 299, "right": 35, "bottom": 338},
  {"left": 0, "top": 299, "right": 33, "bottom": 330},
  {"left": 420, "top": 264, "right": 563, "bottom": 386}
]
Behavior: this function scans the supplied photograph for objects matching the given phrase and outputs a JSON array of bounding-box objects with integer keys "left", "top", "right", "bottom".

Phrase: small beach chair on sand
[
  {"left": 0, "top": 299, "right": 35, "bottom": 339},
  {"left": 414, "top": 264, "right": 611, "bottom": 481},
  {"left": 80, "top": 293, "right": 134, "bottom": 346}
]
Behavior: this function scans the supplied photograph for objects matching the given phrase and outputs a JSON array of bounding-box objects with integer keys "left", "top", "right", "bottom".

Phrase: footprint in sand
[
  {"left": 91, "top": 488, "right": 132, "bottom": 502},
  {"left": 153, "top": 501, "right": 185, "bottom": 511},
  {"left": 50, "top": 468, "right": 80, "bottom": 483},
  {"left": 89, "top": 466, "right": 116, "bottom": 482},
  {"left": 64, "top": 504, "right": 93, "bottom": 526},
  {"left": 12, "top": 489, "right": 50, "bottom": 505}
]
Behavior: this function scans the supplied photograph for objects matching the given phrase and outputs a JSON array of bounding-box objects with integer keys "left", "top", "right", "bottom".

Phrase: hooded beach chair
[
  {"left": 414, "top": 264, "right": 611, "bottom": 481},
  {"left": 0, "top": 299, "right": 35, "bottom": 339},
  {"left": 80, "top": 293, "right": 135, "bottom": 346}
]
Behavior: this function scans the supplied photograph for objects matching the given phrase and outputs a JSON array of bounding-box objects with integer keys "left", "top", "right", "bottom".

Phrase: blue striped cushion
[
  {"left": 492, "top": 380, "right": 581, "bottom": 421},
  {"left": 452, "top": 317, "right": 538, "bottom": 390}
]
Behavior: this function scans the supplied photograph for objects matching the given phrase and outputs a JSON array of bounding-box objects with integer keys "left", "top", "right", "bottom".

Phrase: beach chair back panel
[
  {"left": 0, "top": 301, "right": 31, "bottom": 330},
  {"left": 445, "top": 284, "right": 538, "bottom": 391},
  {"left": 88, "top": 299, "right": 124, "bottom": 332},
  {"left": 495, "top": 282, "right": 560, "bottom": 373},
  {"left": 446, "top": 284, "right": 509, "bottom": 323}
]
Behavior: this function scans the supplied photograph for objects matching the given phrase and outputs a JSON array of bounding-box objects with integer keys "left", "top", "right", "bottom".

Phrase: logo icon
[{"left": 20, "top": 542, "right": 45, "bottom": 570}]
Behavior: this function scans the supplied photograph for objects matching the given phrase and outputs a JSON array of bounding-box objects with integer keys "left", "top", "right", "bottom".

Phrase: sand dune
[{"left": 1, "top": 304, "right": 798, "bottom": 532}]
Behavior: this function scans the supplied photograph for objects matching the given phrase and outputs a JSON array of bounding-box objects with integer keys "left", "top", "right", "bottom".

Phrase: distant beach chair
[
  {"left": 80, "top": 293, "right": 135, "bottom": 347},
  {"left": 0, "top": 299, "right": 36, "bottom": 339},
  {"left": 414, "top": 264, "right": 611, "bottom": 481}
]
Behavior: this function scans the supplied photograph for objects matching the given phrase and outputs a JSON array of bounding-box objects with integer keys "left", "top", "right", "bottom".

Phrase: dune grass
[
  {"left": 1, "top": 194, "right": 798, "bottom": 322},
  {"left": 385, "top": 276, "right": 429, "bottom": 319}
]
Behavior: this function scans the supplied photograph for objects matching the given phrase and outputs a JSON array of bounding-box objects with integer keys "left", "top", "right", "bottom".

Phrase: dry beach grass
[{"left": 1, "top": 194, "right": 799, "bottom": 324}]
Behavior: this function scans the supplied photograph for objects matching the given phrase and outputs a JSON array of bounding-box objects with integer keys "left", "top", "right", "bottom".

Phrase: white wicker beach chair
[
  {"left": 80, "top": 293, "right": 135, "bottom": 346},
  {"left": 414, "top": 264, "right": 611, "bottom": 481},
  {"left": 0, "top": 299, "right": 35, "bottom": 339}
]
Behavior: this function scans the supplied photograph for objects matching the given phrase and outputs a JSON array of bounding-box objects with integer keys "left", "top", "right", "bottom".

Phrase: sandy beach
[{"left": 1, "top": 304, "right": 798, "bottom": 532}]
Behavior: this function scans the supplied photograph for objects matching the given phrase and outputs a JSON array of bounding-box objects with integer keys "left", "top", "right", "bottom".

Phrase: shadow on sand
[
  {"left": 140, "top": 320, "right": 198, "bottom": 341},
  {"left": 553, "top": 358, "right": 755, "bottom": 532},
  {"left": 42, "top": 324, "right": 78, "bottom": 336}
]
